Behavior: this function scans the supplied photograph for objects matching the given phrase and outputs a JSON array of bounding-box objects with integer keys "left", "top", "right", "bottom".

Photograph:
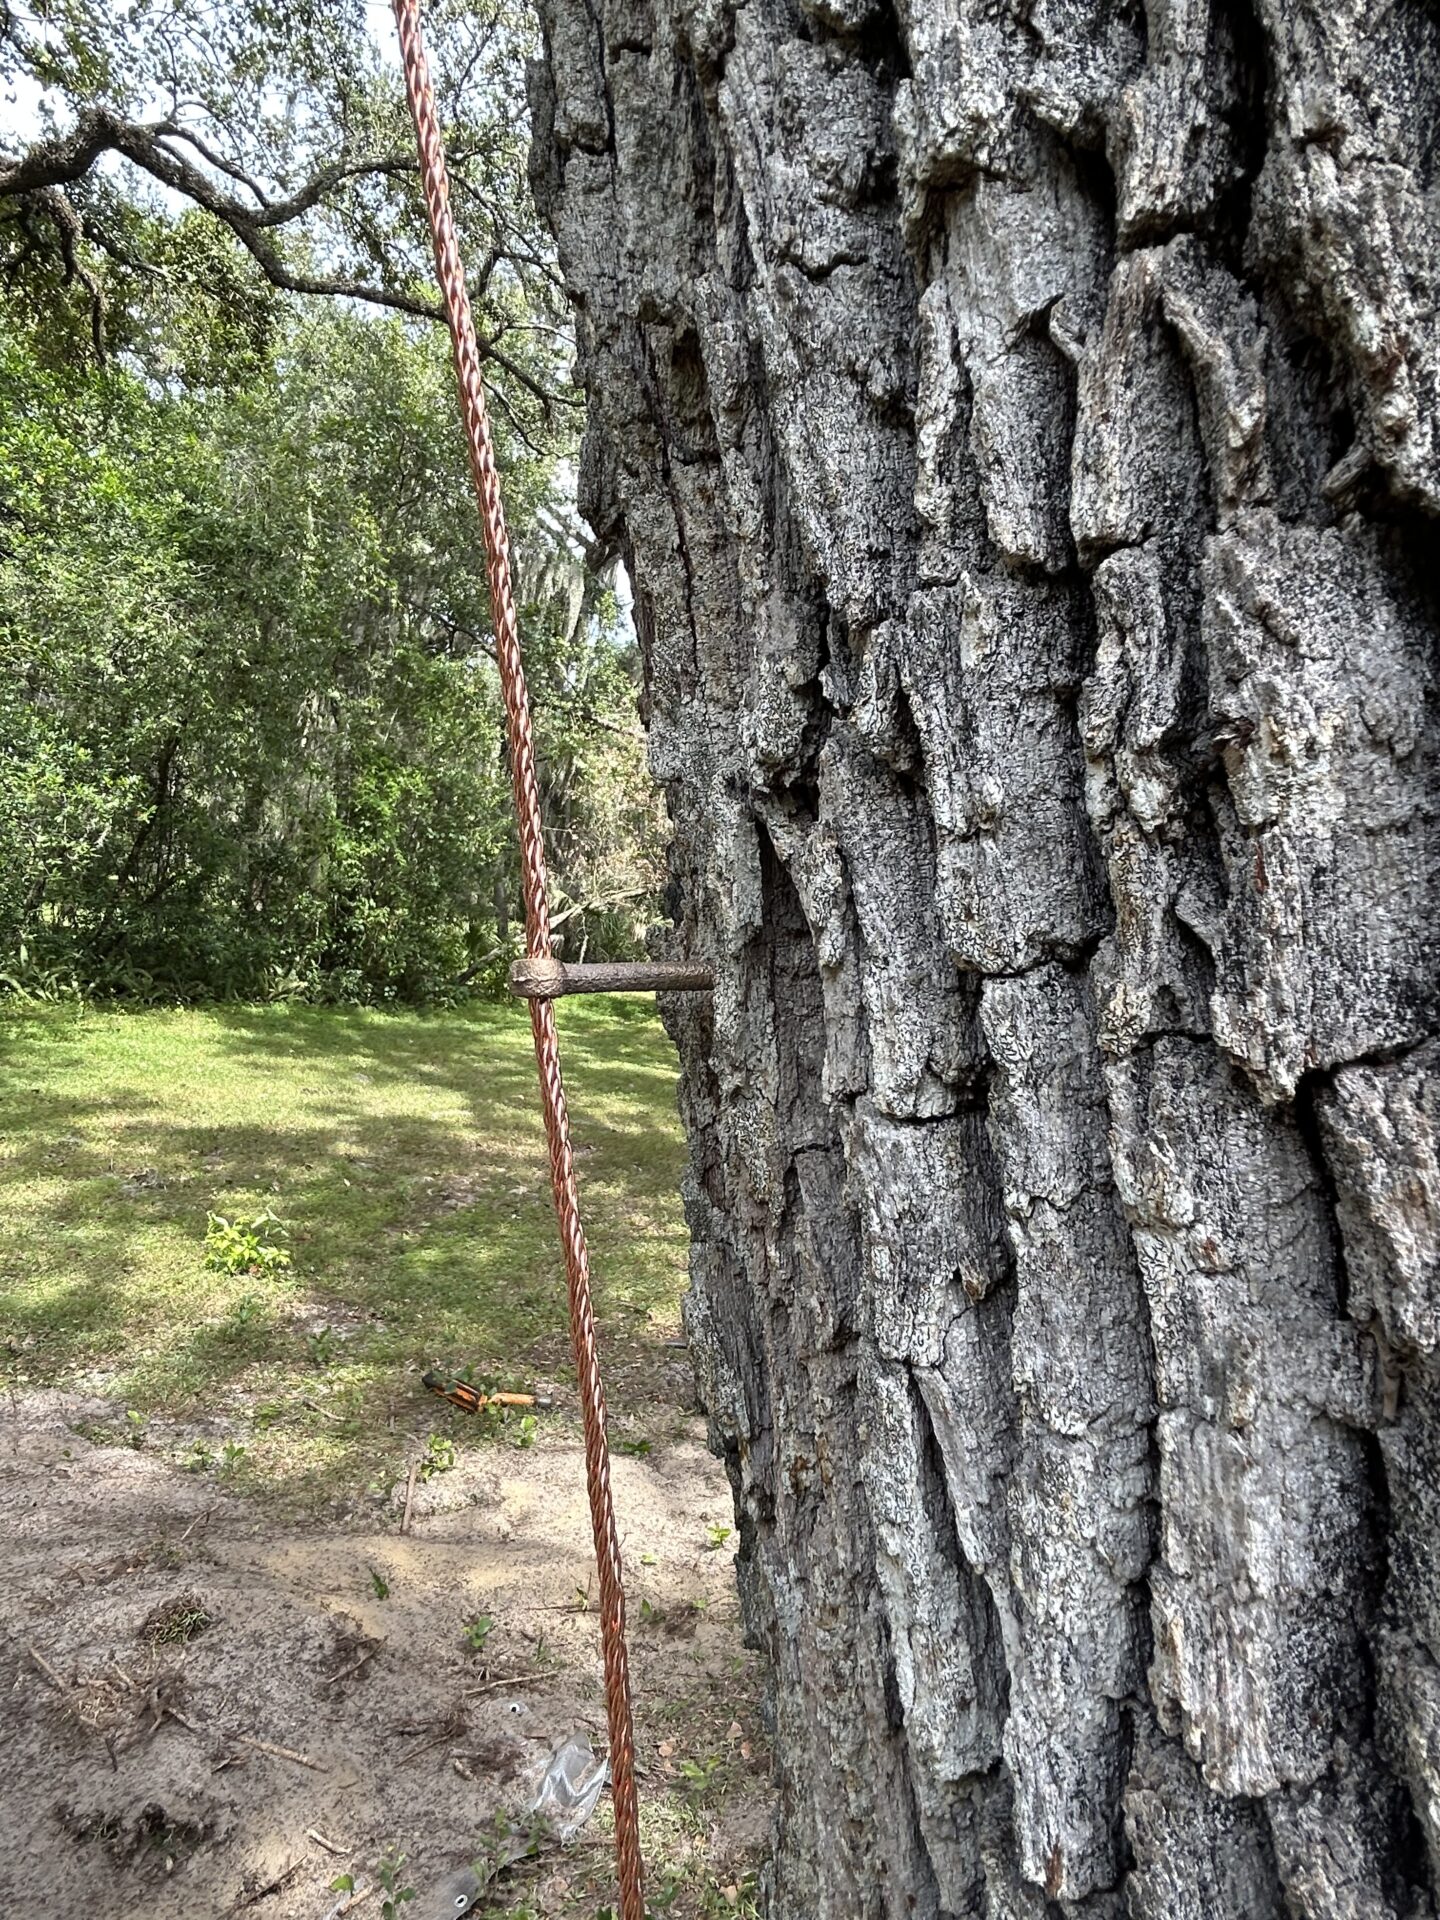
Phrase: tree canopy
[
  {"left": 1, "top": 0, "right": 564, "bottom": 400},
  {"left": 0, "top": 0, "right": 660, "bottom": 1004}
]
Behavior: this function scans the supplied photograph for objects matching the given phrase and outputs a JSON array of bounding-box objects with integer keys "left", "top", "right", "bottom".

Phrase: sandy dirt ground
[{"left": 1, "top": 1390, "right": 769, "bottom": 1918}]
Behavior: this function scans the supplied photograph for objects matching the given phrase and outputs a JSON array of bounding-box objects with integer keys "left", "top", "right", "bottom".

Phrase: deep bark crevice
[{"left": 537, "top": 0, "right": 1440, "bottom": 1905}]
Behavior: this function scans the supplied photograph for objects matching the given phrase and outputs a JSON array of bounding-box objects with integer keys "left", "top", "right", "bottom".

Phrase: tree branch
[
  {"left": 0, "top": 108, "right": 580, "bottom": 412},
  {"left": 1, "top": 107, "right": 446, "bottom": 319},
  {"left": 33, "top": 186, "right": 107, "bottom": 360}
]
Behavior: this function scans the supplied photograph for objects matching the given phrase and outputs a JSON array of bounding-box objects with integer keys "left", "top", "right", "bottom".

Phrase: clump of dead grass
[{"left": 140, "top": 1591, "right": 212, "bottom": 1645}]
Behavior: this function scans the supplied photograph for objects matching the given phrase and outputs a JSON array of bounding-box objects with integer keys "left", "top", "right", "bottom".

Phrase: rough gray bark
[{"left": 527, "top": 1, "right": 1440, "bottom": 1912}]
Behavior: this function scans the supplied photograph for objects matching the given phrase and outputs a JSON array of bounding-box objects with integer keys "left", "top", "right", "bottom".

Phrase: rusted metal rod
[{"left": 509, "top": 958, "right": 716, "bottom": 1001}]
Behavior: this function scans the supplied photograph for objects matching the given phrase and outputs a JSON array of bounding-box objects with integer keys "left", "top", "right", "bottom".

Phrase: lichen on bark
[{"left": 528, "top": 0, "right": 1440, "bottom": 1910}]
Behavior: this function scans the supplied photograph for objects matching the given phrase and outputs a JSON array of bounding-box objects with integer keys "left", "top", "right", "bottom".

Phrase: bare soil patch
[{"left": 1, "top": 1390, "right": 768, "bottom": 1917}]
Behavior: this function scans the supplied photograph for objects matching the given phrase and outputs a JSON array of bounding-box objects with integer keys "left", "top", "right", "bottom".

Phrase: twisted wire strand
[{"left": 389, "top": 7, "right": 644, "bottom": 1913}]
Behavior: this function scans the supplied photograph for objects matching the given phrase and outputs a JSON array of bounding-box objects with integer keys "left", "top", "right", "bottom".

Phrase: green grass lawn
[{"left": 0, "top": 997, "right": 689, "bottom": 1508}]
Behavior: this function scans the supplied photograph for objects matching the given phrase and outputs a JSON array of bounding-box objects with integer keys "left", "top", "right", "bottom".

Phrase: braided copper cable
[{"left": 390, "top": 8, "right": 645, "bottom": 1914}]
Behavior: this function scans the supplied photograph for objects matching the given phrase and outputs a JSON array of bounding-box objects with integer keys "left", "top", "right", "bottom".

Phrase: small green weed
[
  {"left": 369, "top": 1566, "right": 390, "bottom": 1600},
  {"left": 419, "top": 1432, "right": 456, "bottom": 1480},
  {"left": 224, "top": 1293, "right": 266, "bottom": 1337},
  {"left": 306, "top": 1326, "right": 339, "bottom": 1368},
  {"left": 512, "top": 1412, "right": 538, "bottom": 1448},
  {"left": 375, "top": 1843, "right": 415, "bottom": 1916},
  {"left": 462, "top": 1612, "right": 494, "bottom": 1655},
  {"left": 705, "top": 1523, "right": 733, "bottom": 1552},
  {"left": 676, "top": 1753, "right": 724, "bottom": 1800},
  {"left": 203, "top": 1209, "right": 291, "bottom": 1277}
]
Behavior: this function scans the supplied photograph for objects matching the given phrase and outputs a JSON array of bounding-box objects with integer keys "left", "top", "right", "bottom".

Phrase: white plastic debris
[{"left": 423, "top": 1732, "right": 609, "bottom": 1918}]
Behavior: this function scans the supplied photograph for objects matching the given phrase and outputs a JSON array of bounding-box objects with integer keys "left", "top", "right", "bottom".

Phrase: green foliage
[
  {"left": 225, "top": 1293, "right": 265, "bottom": 1334},
  {"left": 420, "top": 1431, "right": 457, "bottom": 1480},
  {"left": 676, "top": 1753, "right": 724, "bottom": 1799},
  {"left": 0, "top": 306, "right": 659, "bottom": 1005},
  {"left": 375, "top": 1843, "right": 415, "bottom": 1916},
  {"left": 204, "top": 1209, "right": 291, "bottom": 1276},
  {"left": 307, "top": 1326, "right": 340, "bottom": 1368},
  {"left": 1, "top": 0, "right": 661, "bottom": 1011},
  {"left": 2, "top": 0, "right": 560, "bottom": 416},
  {"left": 461, "top": 1612, "right": 494, "bottom": 1654}
]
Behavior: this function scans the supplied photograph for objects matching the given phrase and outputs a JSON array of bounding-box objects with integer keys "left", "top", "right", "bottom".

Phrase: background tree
[
  {"left": 531, "top": 0, "right": 1440, "bottom": 1914},
  {"left": 0, "top": 0, "right": 662, "bottom": 1000},
  {"left": 1, "top": 0, "right": 557, "bottom": 404}
]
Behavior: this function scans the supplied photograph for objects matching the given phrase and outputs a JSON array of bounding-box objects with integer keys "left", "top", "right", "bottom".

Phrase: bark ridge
[{"left": 529, "top": 0, "right": 1440, "bottom": 1911}]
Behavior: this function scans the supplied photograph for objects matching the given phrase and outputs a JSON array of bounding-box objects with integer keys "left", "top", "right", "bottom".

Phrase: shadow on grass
[{"left": 0, "top": 999, "right": 691, "bottom": 1509}]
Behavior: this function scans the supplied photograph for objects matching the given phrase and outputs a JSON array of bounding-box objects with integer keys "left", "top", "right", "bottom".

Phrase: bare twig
[
  {"left": 323, "top": 1882, "right": 377, "bottom": 1920},
  {"left": 227, "top": 1857, "right": 303, "bottom": 1912},
  {"left": 392, "top": 1703, "right": 468, "bottom": 1768},
  {"left": 178, "top": 1506, "right": 214, "bottom": 1544},
  {"left": 227, "top": 1732, "right": 328, "bottom": 1772},
  {"left": 25, "top": 1644, "right": 69, "bottom": 1694},
  {"left": 396, "top": 1728, "right": 456, "bottom": 1768},
  {"left": 461, "top": 1669, "right": 553, "bottom": 1697},
  {"left": 306, "top": 1827, "right": 352, "bottom": 1856},
  {"left": 322, "top": 1647, "right": 378, "bottom": 1688},
  {"left": 400, "top": 1457, "right": 419, "bottom": 1536}
]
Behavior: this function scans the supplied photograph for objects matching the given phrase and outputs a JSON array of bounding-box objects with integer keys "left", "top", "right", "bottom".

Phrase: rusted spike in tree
[{"left": 508, "top": 958, "right": 715, "bottom": 1001}]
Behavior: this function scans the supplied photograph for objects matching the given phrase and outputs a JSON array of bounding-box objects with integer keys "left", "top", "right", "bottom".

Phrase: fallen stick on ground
[
  {"left": 322, "top": 1647, "right": 377, "bottom": 1687},
  {"left": 178, "top": 1506, "right": 214, "bottom": 1543},
  {"left": 307, "top": 1827, "right": 351, "bottom": 1856},
  {"left": 25, "top": 1643, "right": 68, "bottom": 1693},
  {"left": 227, "top": 1731, "right": 329, "bottom": 1772},
  {"left": 227, "top": 1856, "right": 302, "bottom": 1912},
  {"left": 462, "top": 1669, "right": 552, "bottom": 1697},
  {"left": 322, "top": 1883, "right": 377, "bottom": 1920}
]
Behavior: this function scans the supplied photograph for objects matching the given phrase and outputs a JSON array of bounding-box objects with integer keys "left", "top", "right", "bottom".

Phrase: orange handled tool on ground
[{"left": 422, "top": 1369, "right": 539, "bottom": 1415}]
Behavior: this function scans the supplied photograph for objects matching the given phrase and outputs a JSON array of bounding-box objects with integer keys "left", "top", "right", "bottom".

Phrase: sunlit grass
[{"left": 0, "top": 997, "right": 688, "bottom": 1508}]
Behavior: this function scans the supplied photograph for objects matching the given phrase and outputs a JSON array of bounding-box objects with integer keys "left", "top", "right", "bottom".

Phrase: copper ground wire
[{"left": 389, "top": 6, "right": 645, "bottom": 1912}]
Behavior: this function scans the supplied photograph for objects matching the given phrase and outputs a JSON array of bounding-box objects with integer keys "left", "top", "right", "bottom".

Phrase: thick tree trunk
[{"left": 529, "top": 2, "right": 1439, "bottom": 1912}]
